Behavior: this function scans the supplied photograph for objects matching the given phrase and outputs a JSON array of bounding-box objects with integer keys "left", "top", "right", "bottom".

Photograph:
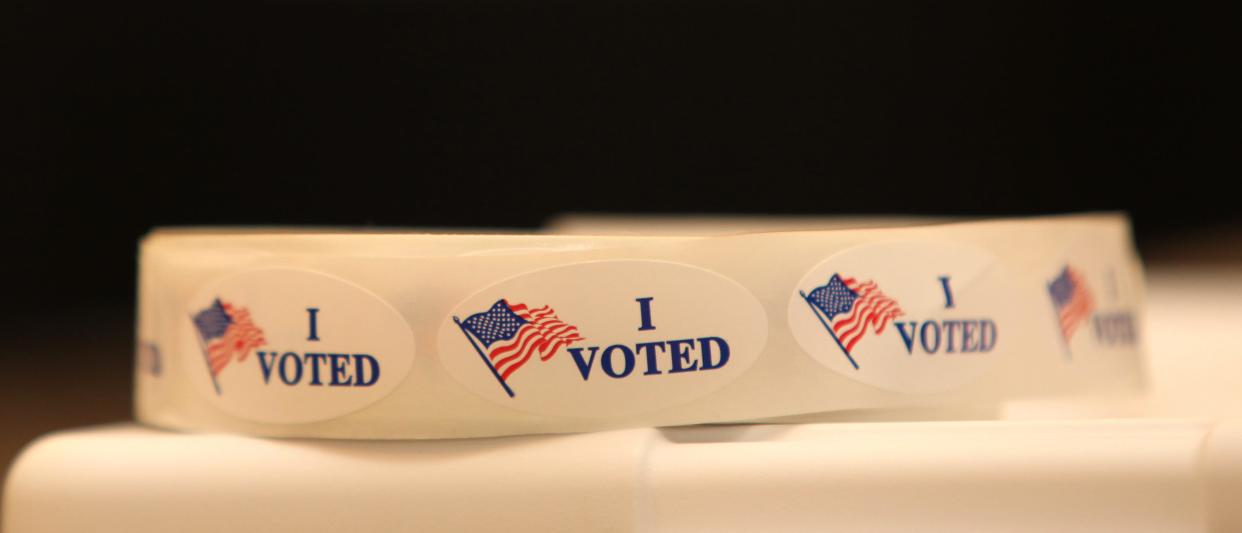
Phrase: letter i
[
  {"left": 307, "top": 308, "right": 320, "bottom": 341},
  {"left": 938, "top": 277, "right": 954, "bottom": 309},
  {"left": 636, "top": 297, "right": 656, "bottom": 331}
]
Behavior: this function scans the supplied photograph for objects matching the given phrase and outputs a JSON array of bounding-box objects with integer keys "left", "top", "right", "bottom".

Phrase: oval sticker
[
  {"left": 438, "top": 260, "right": 768, "bottom": 417},
  {"left": 788, "top": 241, "right": 1011, "bottom": 393},
  {"left": 1044, "top": 236, "right": 1142, "bottom": 357},
  {"left": 181, "top": 268, "right": 416, "bottom": 423}
]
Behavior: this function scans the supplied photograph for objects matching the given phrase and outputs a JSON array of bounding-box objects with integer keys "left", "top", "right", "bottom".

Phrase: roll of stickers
[{"left": 134, "top": 214, "right": 1146, "bottom": 439}]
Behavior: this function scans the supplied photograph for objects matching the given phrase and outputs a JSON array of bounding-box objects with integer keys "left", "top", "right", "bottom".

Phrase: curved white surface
[{"left": 136, "top": 214, "right": 1146, "bottom": 438}]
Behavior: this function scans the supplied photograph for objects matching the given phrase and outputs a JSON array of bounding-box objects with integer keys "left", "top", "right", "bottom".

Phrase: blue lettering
[
  {"left": 938, "top": 276, "right": 954, "bottom": 308},
  {"left": 943, "top": 320, "right": 959, "bottom": 352},
  {"left": 328, "top": 353, "right": 352, "bottom": 386},
  {"left": 961, "top": 321, "right": 977, "bottom": 352},
  {"left": 279, "top": 352, "right": 303, "bottom": 385},
  {"left": 698, "top": 337, "right": 730, "bottom": 370},
  {"left": 354, "top": 354, "right": 380, "bottom": 386},
  {"left": 667, "top": 339, "right": 697, "bottom": 373},
  {"left": 895, "top": 319, "right": 998, "bottom": 355},
  {"left": 565, "top": 337, "right": 733, "bottom": 378},
  {"left": 1092, "top": 313, "right": 1135, "bottom": 345},
  {"left": 257, "top": 351, "right": 278, "bottom": 383},
  {"left": 255, "top": 351, "right": 380, "bottom": 387},
  {"left": 636, "top": 297, "right": 656, "bottom": 331},
  {"left": 920, "top": 321, "right": 941, "bottom": 353},
  {"left": 567, "top": 346, "right": 600, "bottom": 381},
  {"left": 307, "top": 308, "right": 320, "bottom": 341},
  {"left": 979, "top": 319, "right": 998, "bottom": 351},
  {"left": 601, "top": 345, "right": 636, "bottom": 378},
  {"left": 305, "top": 353, "right": 326, "bottom": 385},
  {"left": 895, "top": 322, "right": 917, "bottom": 354},
  {"left": 636, "top": 341, "right": 665, "bottom": 375}
]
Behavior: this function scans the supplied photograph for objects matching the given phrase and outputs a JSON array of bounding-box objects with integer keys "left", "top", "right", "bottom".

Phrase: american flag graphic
[
  {"left": 1049, "top": 266, "right": 1094, "bottom": 341},
  {"left": 192, "top": 298, "right": 267, "bottom": 377},
  {"left": 457, "top": 299, "right": 584, "bottom": 388},
  {"left": 804, "top": 274, "right": 905, "bottom": 356}
]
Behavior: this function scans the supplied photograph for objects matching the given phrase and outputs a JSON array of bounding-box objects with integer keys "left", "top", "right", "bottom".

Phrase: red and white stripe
[
  {"left": 489, "top": 302, "right": 584, "bottom": 381},
  {"left": 207, "top": 303, "right": 266, "bottom": 376},
  {"left": 832, "top": 277, "right": 904, "bottom": 352},
  {"left": 1058, "top": 268, "right": 1095, "bottom": 340}
]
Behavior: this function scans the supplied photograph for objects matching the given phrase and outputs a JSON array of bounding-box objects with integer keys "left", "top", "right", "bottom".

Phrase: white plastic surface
[{"left": 4, "top": 419, "right": 1239, "bottom": 532}]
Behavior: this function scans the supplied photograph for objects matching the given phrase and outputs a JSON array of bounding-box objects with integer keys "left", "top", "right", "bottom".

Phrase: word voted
[
  {"left": 895, "top": 277, "right": 998, "bottom": 355},
  {"left": 255, "top": 351, "right": 380, "bottom": 387},
  {"left": 566, "top": 297, "right": 731, "bottom": 380},
  {"left": 567, "top": 337, "right": 729, "bottom": 380},
  {"left": 254, "top": 308, "right": 380, "bottom": 387},
  {"left": 1093, "top": 312, "right": 1137, "bottom": 345},
  {"left": 894, "top": 319, "right": 998, "bottom": 355}
]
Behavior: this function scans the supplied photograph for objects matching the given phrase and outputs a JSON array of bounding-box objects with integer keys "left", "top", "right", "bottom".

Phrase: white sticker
[
  {"left": 1045, "top": 236, "right": 1142, "bottom": 357},
  {"left": 181, "top": 268, "right": 416, "bottom": 423},
  {"left": 438, "top": 260, "right": 768, "bottom": 417},
  {"left": 788, "top": 241, "right": 1011, "bottom": 393}
]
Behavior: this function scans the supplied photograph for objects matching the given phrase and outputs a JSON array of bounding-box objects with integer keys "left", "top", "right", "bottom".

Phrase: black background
[
  {"left": 1, "top": 0, "right": 1237, "bottom": 476},
  {"left": 7, "top": 0, "right": 1238, "bottom": 319}
]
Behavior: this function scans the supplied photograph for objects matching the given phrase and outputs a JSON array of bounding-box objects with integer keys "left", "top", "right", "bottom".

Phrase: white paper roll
[{"left": 134, "top": 213, "right": 1146, "bottom": 438}]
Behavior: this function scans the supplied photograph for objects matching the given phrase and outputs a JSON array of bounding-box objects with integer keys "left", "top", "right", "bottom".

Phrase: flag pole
[
  {"left": 1050, "top": 286, "right": 1074, "bottom": 360},
  {"left": 454, "top": 316, "right": 516, "bottom": 398},
  {"left": 801, "top": 291, "right": 859, "bottom": 370},
  {"left": 189, "top": 314, "right": 222, "bottom": 395}
]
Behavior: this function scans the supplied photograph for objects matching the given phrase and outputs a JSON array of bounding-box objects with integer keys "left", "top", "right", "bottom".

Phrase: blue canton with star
[
  {"left": 460, "top": 300, "right": 529, "bottom": 347},
  {"left": 806, "top": 274, "right": 859, "bottom": 320},
  {"left": 1048, "top": 267, "right": 1076, "bottom": 308},
  {"left": 192, "top": 298, "right": 233, "bottom": 341}
]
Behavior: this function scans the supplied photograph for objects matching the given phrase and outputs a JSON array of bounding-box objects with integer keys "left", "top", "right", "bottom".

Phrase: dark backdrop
[
  {"left": 7, "top": 1, "right": 1237, "bottom": 320},
  {"left": 2, "top": 0, "right": 1237, "bottom": 476}
]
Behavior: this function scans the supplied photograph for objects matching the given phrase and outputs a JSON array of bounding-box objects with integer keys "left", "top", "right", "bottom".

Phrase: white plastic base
[{"left": 5, "top": 418, "right": 1241, "bottom": 532}]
